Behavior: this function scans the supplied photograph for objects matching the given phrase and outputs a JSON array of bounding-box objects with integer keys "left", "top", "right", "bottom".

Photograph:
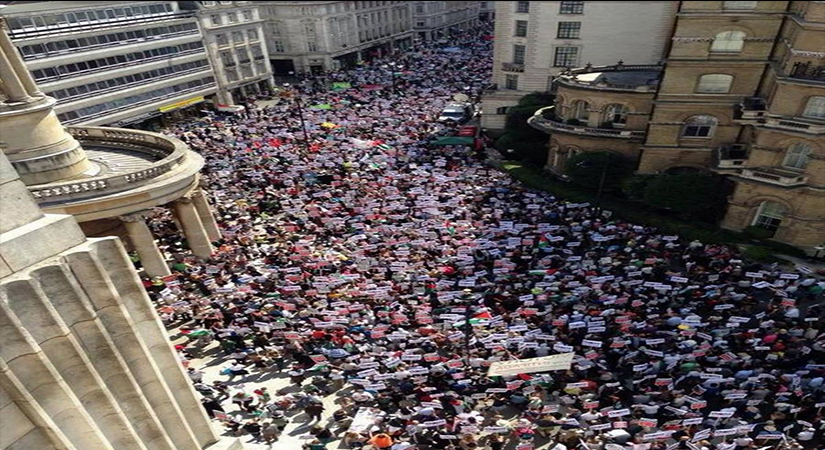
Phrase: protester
[{"left": 145, "top": 22, "right": 823, "bottom": 450}]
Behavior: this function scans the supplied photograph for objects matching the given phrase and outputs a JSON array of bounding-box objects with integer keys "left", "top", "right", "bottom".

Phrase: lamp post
[
  {"left": 282, "top": 82, "right": 310, "bottom": 155},
  {"left": 576, "top": 155, "right": 611, "bottom": 208}
]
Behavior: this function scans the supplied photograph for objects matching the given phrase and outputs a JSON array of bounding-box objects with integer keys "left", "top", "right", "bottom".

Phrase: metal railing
[
  {"left": 28, "top": 127, "right": 190, "bottom": 203},
  {"left": 789, "top": 61, "right": 825, "bottom": 82},
  {"left": 528, "top": 106, "right": 646, "bottom": 140},
  {"left": 501, "top": 62, "right": 525, "bottom": 73}
]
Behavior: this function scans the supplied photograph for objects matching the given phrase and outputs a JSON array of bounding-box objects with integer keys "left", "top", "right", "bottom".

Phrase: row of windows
[
  {"left": 515, "top": 1, "right": 583, "bottom": 15},
  {"left": 57, "top": 76, "right": 215, "bottom": 122},
  {"left": 6, "top": 4, "right": 174, "bottom": 31},
  {"left": 514, "top": 21, "right": 580, "bottom": 39},
  {"left": 31, "top": 41, "right": 205, "bottom": 82},
  {"left": 562, "top": 101, "right": 630, "bottom": 126},
  {"left": 216, "top": 29, "right": 259, "bottom": 46},
  {"left": 209, "top": 10, "right": 254, "bottom": 26},
  {"left": 46, "top": 59, "right": 210, "bottom": 103},
  {"left": 18, "top": 22, "right": 199, "bottom": 60}
]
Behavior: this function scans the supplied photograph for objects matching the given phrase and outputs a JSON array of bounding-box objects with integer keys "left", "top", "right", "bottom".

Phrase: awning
[{"left": 430, "top": 136, "right": 475, "bottom": 146}]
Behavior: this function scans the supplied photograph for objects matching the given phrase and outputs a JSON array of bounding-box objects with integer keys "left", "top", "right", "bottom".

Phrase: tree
[
  {"left": 494, "top": 92, "right": 554, "bottom": 165},
  {"left": 564, "top": 151, "right": 634, "bottom": 192},
  {"left": 642, "top": 172, "right": 729, "bottom": 222}
]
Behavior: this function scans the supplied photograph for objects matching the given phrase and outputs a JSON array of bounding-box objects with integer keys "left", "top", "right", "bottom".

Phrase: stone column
[
  {"left": 0, "top": 19, "right": 41, "bottom": 97},
  {"left": 0, "top": 36, "right": 30, "bottom": 102},
  {"left": 173, "top": 198, "right": 213, "bottom": 260},
  {"left": 191, "top": 190, "right": 221, "bottom": 242},
  {"left": 120, "top": 212, "right": 171, "bottom": 278}
]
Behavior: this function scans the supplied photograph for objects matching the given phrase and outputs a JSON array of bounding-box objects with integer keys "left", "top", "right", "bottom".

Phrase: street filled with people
[{"left": 142, "top": 25, "right": 824, "bottom": 450}]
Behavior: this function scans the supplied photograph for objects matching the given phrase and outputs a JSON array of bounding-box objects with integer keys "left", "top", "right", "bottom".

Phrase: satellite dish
[{"left": 453, "top": 93, "right": 470, "bottom": 103}]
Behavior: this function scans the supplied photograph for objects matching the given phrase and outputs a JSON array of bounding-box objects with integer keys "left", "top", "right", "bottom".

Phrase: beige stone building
[
  {"left": 529, "top": 1, "right": 825, "bottom": 253},
  {"left": 481, "top": 0, "right": 677, "bottom": 130},
  {"left": 411, "top": 1, "right": 481, "bottom": 42},
  {"left": 0, "top": 18, "right": 240, "bottom": 450},
  {"left": 190, "top": 0, "right": 275, "bottom": 106},
  {"left": 528, "top": 63, "right": 660, "bottom": 173},
  {"left": 259, "top": 1, "right": 414, "bottom": 75}
]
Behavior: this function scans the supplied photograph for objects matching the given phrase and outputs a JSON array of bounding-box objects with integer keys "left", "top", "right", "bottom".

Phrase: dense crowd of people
[{"left": 141, "top": 25, "right": 824, "bottom": 450}]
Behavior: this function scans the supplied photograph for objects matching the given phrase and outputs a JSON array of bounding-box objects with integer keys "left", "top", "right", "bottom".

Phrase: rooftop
[{"left": 556, "top": 63, "right": 663, "bottom": 92}]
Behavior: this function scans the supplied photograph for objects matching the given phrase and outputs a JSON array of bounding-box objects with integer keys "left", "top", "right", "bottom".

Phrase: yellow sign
[{"left": 158, "top": 96, "right": 205, "bottom": 113}]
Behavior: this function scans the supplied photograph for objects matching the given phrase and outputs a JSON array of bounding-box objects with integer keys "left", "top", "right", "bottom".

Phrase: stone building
[
  {"left": 528, "top": 1, "right": 825, "bottom": 253},
  {"left": 478, "top": 1, "right": 495, "bottom": 22},
  {"left": 0, "top": 18, "right": 239, "bottom": 450},
  {"left": 260, "top": 1, "right": 414, "bottom": 75},
  {"left": 528, "top": 64, "right": 661, "bottom": 174},
  {"left": 0, "top": 16, "right": 221, "bottom": 279},
  {"left": 411, "top": 1, "right": 481, "bottom": 42},
  {"left": 185, "top": 0, "right": 274, "bottom": 106},
  {"left": 0, "top": 1, "right": 219, "bottom": 127},
  {"left": 481, "top": 0, "right": 677, "bottom": 130}
]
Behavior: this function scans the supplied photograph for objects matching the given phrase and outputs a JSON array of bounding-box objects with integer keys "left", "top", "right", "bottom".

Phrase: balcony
[
  {"left": 764, "top": 116, "right": 825, "bottom": 134},
  {"left": 528, "top": 106, "right": 646, "bottom": 140},
  {"left": 714, "top": 144, "right": 749, "bottom": 169},
  {"left": 501, "top": 62, "right": 525, "bottom": 73},
  {"left": 734, "top": 97, "right": 768, "bottom": 121},
  {"left": 738, "top": 167, "right": 808, "bottom": 187},
  {"left": 789, "top": 61, "right": 825, "bottom": 82}
]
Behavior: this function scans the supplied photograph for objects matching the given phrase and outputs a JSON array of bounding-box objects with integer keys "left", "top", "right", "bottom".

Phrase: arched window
[
  {"left": 603, "top": 104, "right": 629, "bottom": 126},
  {"left": 802, "top": 96, "right": 825, "bottom": 118},
  {"left": 682, "top": 115, "right": 717, "bottom": 138},
  {"left": 782, "top": 142, "right": 812, "bottom": 169},
  {"left": 697, "top": 74, "right": 733, "bottom": 93},
  {"left": 570, "top": 100, "right": 589, "bottom": 122},
  {"left": 753, "top": 201, "right": 786, "bottom": 233},
  {"left": 711, "top": 31, "right": 746, "bottom": 53}
]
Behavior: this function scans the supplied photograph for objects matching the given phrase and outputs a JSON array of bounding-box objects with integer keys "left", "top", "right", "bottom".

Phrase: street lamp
[
  {"left": 282, "top": 82, "right": 310, "bottom": 155},
  {"left": 576, "top": 155, "right": 611, "bottom": 208}
]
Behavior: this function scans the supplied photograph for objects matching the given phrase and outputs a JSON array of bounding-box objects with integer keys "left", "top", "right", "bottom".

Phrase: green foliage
[
  {"left": 517, "top": 92, "right": 555, "bottom": 107},
  {"left": 743, "top": 245, "right": 781, "bottom": 263},
  {"left": 495, "top": 133, "right": 547, "bottom": 165},
  {"left": 743, "top": 225, "right": 776, "bottom": 240},
  {"left": 495, "top": 92, "right": 555, "bottom": 166},
  {"left": 564, "top": 152, "right": 634, "bottom": 191},
  {"left": 642, "top": 172, "right": 728, "bottom": 222},
  {"left": 622, "top": 175, "right": 654, "bottom": 201}
]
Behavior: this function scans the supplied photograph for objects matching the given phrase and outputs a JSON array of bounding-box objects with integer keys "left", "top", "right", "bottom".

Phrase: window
[
  {"left": 228, "top": 12, "right": 238, "bottom": 23},
  {"left": 505, "top": 74, "right": 519, "bottom": 90},
  {"left": 242, "top": 10, "right": 253, "bottom": 21},
  {"left": 272, "top": 40, "right": 285, "bottom": 52},
  {"left": 248, "top": 29, "right": 258, "bottom": 40},
  {"left": 221, "top": 50, "right": 235, "bottom": 66},
  {"left": 802, "top": 96, "right": 825, "bottom": 118},
  {"left": 783, "top": 143, "right": 812, "bottom": 169},
  {"left": 711, "top": 31, "right": 746, "bottom": 53},
  {"left": 682, "top": 115, "right": 717, "bottom": 138},
  {"left": 560, "top": 1, "right": 585, "bottom": 14},
  {"left": 696, "top": 74, "right": 733, "bottom": 93},
  {"left": 496, "top": 107, "right": 510, "bottom": 114},
  {"left": 553, "top": 46, "right": 578, "bottom": 67},
  {"left": 753, "top": 201, "right": 785, "bottom": 233},
  {"left": 211, "top": 14, "right": 222, "bottom": 26},
  {"left": 232, "top": 31, "right": 244, "bottom": 43},
  {"left": 723, "top": 1, "right": 757, "bottom": 9},
  {"left": 515, "top": 20, "right": 528, "bottom": 37},
  {"left": 557, "top": 22, "right": 581, "bottom": 39},
  {"left": 516, "top": 1, "right": 529, "bottom": 13},
  {"left": 513, "top": 44, "right": 526, "bottom": 64},
  {"left": 604, "top": 104, "right": 629, "bottom": 126},
  {"left": 308, "top": 41, "right": 318, "bottom": 52},
  {"left": 571, "top": 100, "right": 589, "bottom": 121}
]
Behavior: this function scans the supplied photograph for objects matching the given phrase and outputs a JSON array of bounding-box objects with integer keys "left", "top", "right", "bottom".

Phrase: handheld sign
[{"left": 487, "top": 353, "right": 575, "bottom": 377}]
